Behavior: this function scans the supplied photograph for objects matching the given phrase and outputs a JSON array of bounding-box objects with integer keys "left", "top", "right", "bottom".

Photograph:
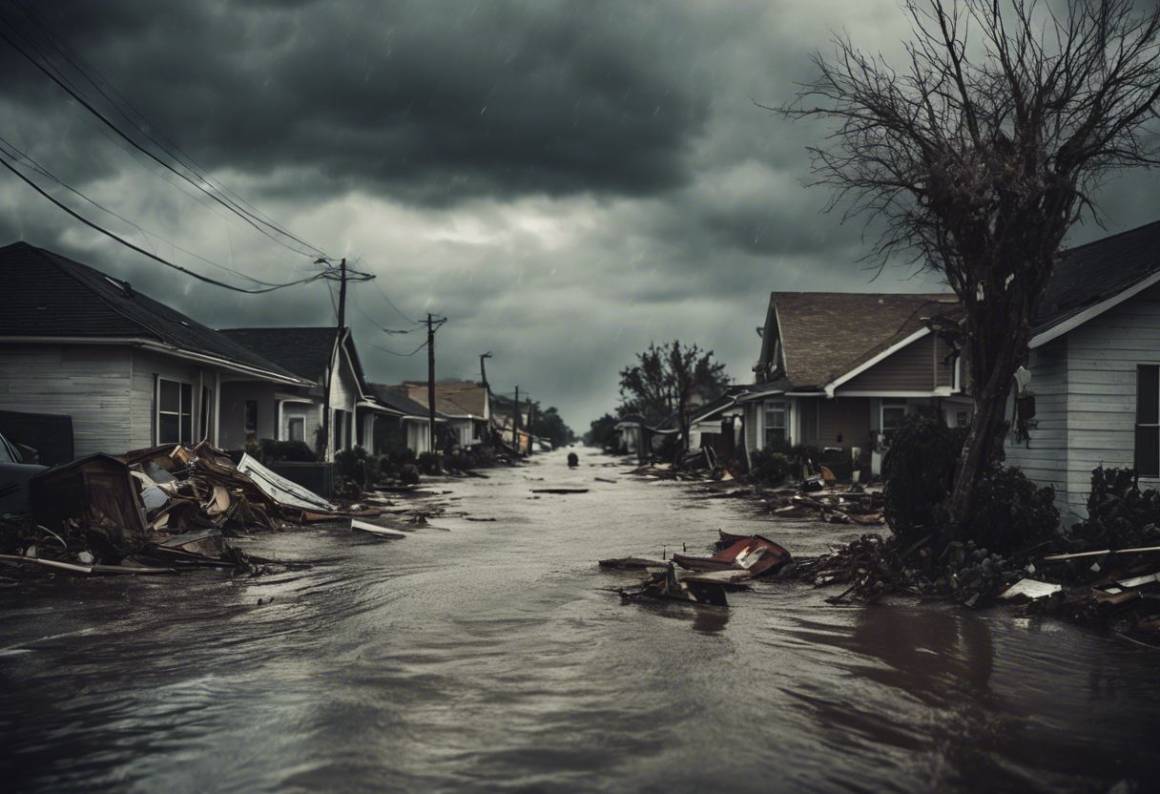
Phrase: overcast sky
[{"left": 2, "top": 0, "right": 1159, "bottom": 430}]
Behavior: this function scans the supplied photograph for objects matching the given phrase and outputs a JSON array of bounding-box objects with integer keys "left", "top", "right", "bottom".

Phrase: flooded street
[{"left": 3, "top": 449, "right": 1160, "bottom": 793}]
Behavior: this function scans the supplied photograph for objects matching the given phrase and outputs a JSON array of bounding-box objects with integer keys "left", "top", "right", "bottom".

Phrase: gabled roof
[
  {"left": 1032, "top": 218, "right": 1160, "bottom": 345},
  {"left": 366, "top": 382, "right": 445, "bottom": 419},
  {"left": 220, "top": 327, "right": 366, "bottom": 392},
  {"left": 403, "top": 380, "right": 488, "bottom": 418},
  {"left": 769, "top": 292, "right": 959, "bottom": 389},
  {"left": 0, "top": 241, "right": 304, "bottom": 383}
]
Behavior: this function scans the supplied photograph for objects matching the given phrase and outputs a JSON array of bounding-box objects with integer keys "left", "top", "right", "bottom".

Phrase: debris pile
[
  {"left": 766, "top": 489, "right": 885, "bottom": 526},
  {"left": 1, "top": 441, "right": 370, "bottom": 579},
  {"left": 600, "top": 533, "right": 794, "bottom": 608}
]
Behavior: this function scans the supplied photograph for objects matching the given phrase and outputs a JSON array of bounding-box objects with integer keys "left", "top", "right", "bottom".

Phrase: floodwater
[{"left": 3, "top": 450, "right": 1160, "bottom": 793}]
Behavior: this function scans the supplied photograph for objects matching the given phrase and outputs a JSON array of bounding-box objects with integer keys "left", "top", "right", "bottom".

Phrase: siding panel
[{"left": 0, "top": 344, "right": 133, "bottom": 456}]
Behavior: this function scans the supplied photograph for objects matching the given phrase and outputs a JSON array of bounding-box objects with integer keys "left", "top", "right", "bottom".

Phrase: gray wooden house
[
  {"left": 719, "top": 291, "right": 969, "bottom": 475},
  {"left": 219, "top": 327, "right": 385, "bottom": 459},
  {"left": 0, "top": 242, "right": 312, "bottom": 458},
  {"left": 1006, "top": 219, "right": 1160, "bottom": 522}
]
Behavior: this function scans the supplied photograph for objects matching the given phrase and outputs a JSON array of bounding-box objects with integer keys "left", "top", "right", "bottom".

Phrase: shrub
[
  {"left": 1066, "top": 467, "right": 1160, "bottom": 551},
  {"left": 750, "top": 449, "right": 791, "bottom": 485},
  {"left": 259, "top": 439, "right": 317, "bottom": 463},
  {"left": 398, "top": 463, "right": 421, "bottom": 485},
  {"left": 882, "top": 414, "right": 967, "bottom": 544},
  {"left": 964, "top": 466, "right": 1059, "bottom": 553},
  {"left": 417, "top": 451, "right": 442, "bottom": 475},
  {"left": 335, "top": 447, "right": 379, "bottom": 487}
]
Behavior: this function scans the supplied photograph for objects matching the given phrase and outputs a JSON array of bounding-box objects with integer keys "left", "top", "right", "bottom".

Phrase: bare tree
[{"left": 785, "top": 0, "right": 1160, "bottom": 532}]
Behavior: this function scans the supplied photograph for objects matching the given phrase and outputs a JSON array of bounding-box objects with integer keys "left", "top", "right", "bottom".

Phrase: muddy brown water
[{"left": 3, "top": 449, "right": 1160, "bottom": 793}]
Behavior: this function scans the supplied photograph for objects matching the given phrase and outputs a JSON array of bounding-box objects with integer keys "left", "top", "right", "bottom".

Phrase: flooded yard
[{"left": 3, "top": 449, "right": 1160, "bottom": 792}]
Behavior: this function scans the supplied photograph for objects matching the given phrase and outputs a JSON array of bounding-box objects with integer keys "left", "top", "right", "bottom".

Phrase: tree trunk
[{"left": 945, "top": 326, "right": 1025, "bottom": 533}]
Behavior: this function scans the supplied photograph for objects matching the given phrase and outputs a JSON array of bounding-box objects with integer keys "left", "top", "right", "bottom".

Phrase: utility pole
[
  {"left": 479, "top": 351, "right": 493, "bottom": 446},
  {"left": 527, "top": 398, "right": 535, "bottom": 457},
  {"left": 479, "top": 352, "right": 492, "bottom": 388},
  {"left": 513, "top": 385, "right": 519, "bottom": 453},
  {"left": 319, "top": 257, "right": 374, "bottom": 463},
  {"left": 427, "top": 313, "right": 437, "bottom": 454}
]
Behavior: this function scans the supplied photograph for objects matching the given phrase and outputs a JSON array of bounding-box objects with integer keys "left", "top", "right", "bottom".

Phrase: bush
[
  {"left": 335, "top": 447, "right": 379, "bottom": 487},
  {"left": 882, "top": 414, "right": 967, "bottom": 544},
  {"left": 964, "top": 466, "right": 1059, "bottom": 553},
  {"left": 259, "top": 439, "right": 318, "bottom": 463},
  {"left": 417, "top": 451, "right": 442, "bottom": 475},
  {"left": 398, "top": 463, "right": 420, "bottom": 485},
  {"left": 750, "top": 449, "right": 791, "bottom": 485},
  {"left": 1066, "top": 467, "right": 1160, "bottom": 551}
]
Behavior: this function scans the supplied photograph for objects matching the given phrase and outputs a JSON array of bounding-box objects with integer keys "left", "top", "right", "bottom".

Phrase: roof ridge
[{"left": 1062, "top": 217, "right": 1160, "bottom": 257}]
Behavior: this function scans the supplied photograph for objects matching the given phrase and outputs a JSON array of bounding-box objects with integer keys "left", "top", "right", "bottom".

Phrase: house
[
  {"left": 219, "top": 326, "right": 384, "bottom": 460},
  {"left": 722, "top": 291, "right": 968, "bottom": 475},
  {"left": 402, "top": 380, "right": 490, "bottom": 448},
  {"left": 0, "top": 242, "right": 312, "bottom": 458},
  {"left": 365, "top": 382, "right": 445, "bottom": 455},
  {"left": 1005, "top": 218, "right": 1160, "bottom": 522}
]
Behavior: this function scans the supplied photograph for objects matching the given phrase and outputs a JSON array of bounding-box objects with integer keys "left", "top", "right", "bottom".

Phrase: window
[
  {"left": 158, "top": 378, "right": 193, "bottom": 444},
  {"left": 244, "top": 401, "right": 258, "bottom": 435},
  {"left": 881, "top": 398, "right": 908, "bottom": 440},
  {"left": 956, "top": 410, "right": 969, "bottom": 428},
  {"left": 288, "top": 417, "right": 305, "bottom": 442},
  {"left": 764, "top": 400, "right": 786, "bottom": 449},
  {"left": 1136, "top": 365, "right": 1160, "bottom": 477}
]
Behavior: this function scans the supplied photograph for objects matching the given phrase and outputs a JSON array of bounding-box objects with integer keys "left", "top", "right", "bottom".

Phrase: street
[{"left": 3, "top": 449, "right": 1160, "bottom": 792}]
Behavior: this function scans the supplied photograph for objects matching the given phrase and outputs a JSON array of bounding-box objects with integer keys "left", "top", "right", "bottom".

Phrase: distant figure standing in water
[{"left": 567, "top": 452, "right": 579, "bottom": 468}]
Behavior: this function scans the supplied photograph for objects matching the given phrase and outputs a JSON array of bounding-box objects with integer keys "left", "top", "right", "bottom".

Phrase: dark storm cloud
[
  {"left": 2, "top": 0, "right": 1160, "bottom": 429},
  {"left": 2, "top": 0, "right": 712, "bottom": 204}
]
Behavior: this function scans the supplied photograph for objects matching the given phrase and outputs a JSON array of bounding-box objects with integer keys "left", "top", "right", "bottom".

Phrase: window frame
[
  {"left": 880, "top": 398, "right": 909, "bottom": 441},
  {"left": 763, "top": 399, "right": 787, "bottom": 449},
  {"left": 156, "top": 377, "right": 193, "bottom": 445},
  {"left": 1136, "top": 365, "right": 1160, "bottom": 478},
  {"left": 287, "top": 416, "right": 306, "bottom": 443}
]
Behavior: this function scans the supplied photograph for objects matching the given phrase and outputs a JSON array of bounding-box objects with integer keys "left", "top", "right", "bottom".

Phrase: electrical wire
[
  {"left": 374, "top": 340, "right": 429, "bottom": 357},
  {"left": 0, "top": 136, "right": 283, "bottom": 287},
  {"left": 0, "top": 150, "right": 327, "bottom": 294},
  {"left": 0, "top": 7, "right": 327, "bottom": 260}
]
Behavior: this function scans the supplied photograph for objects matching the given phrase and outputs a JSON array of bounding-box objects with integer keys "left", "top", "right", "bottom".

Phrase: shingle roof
[
  {"left": 0, "top": 241, "right": 302, "bottom": 381},
  {"left": 402, "top": 380, "right": 488, "bottom": 418},
  {"left": 366, "top": 382, "right": 441, "bottom": 418},
  {"left": 772, "top": 292, "right": 960, "bottom": 389},
  {"left": 1034, "top": 218, "right": 1160, "bottom": 335},
  {"left": 219, "top": 327, "right": 339, "bottom": 383},
  {"left": 219, "top": 327, "right": 368, "bottom": 393}
]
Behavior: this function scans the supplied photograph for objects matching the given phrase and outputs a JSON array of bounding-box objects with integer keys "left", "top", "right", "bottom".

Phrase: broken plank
[{"left": 351, "top": 519, "right": 407, "bottom": 539}]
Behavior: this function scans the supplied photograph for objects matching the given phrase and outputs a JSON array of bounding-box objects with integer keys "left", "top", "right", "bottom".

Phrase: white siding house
[
  {"left": 0, "top": 243, "right": 311, "bottom": 459},
  {"left": 1008, "top": 281, "right": 1160, "bottom": 523}
]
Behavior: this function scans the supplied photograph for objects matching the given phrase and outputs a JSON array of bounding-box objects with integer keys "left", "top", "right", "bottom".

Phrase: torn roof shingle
[
  {"left": 771, "top": 292, "right": 960, "bottom": 389},
  {"left": 0, "top": 241, "right": 302, "bottom": 381}
]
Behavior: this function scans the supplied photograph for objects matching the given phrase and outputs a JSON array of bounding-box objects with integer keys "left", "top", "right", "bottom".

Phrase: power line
[
  {"left": 7, "top": 0, "right": 321, "bottom": 258},
  {"left": 0, "top": 136, "right": 284, "bottom": 288},
  {"left": 0, "top": 149, "right": 327, "bottom": 294},
  {"left": 0, "top": 8, "right": 327, "bottom": 261},
  {"left": 374, "top": 340, "right": 429, "bottom": 357}
]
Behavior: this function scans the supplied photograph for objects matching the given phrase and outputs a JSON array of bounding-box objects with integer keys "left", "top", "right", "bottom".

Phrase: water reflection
[{"left": 637, "top": 602, "right": 731, "bottom": 634}]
